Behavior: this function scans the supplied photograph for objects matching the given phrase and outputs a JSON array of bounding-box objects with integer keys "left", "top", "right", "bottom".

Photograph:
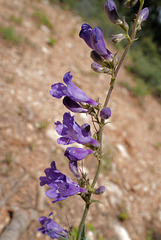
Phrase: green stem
[
  {"left": 103, "top": 77, "right": 116, "bottom": 108},
  {"left": 76, "top": 203, "right": 90, "bottom": 240},
  {"left": 91, "top": 159, "right": 102, "bottom": 189}
]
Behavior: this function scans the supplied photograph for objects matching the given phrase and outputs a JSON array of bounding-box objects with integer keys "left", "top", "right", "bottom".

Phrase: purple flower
[
  {"left": 64, "top": 147, "right": 93, "bottom": 161},
  {"left": 104, "top": 0, "right": 122, "bottom": 24},
  {"left": 79, "top": 23, "right": 93, "bottom": 48},
  {"left": 50, "top": 72, "right": 98, "bottom": 107},
  {"left": 63, "top": 96, "right": 88, "bottom": 113},
  {"left": 55, "top": 112, "right": 99, "bottom": 147},
  {"left": 138, "top": 8, "right": 149, "bottom": 25},
  {"left": 40, "top": 161, "right": 86, "bottom": 203},
  {"left": 79, "top": 23, "right": 113, "bottom": 61},
  {"left": 90, "top": 27, "right": 113, "bottom": 60},
  {"left": 100, "top": 107, "right": 111, "bottom": 119},
  {"left": 37, "top": 212, "right": 69, "bottom": 239},
  {"left": 64, "top": 147, "right": 93, "bottom": 177}
]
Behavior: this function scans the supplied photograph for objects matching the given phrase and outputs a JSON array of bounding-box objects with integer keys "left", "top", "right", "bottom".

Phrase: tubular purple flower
[
  {"left": 65, "top": 147, "right": 93, "bottom": 161},
  {"left": 100, "top": 107, "right": 111, "bottom": 119},
  {"left": 50, "top": 72, "right": 98, "bottom": 107},
  {"left": 79, "top": 24, "right": 113, "bottom": 61},
  {"left": 79, "top": 23, "right": 93, "bottom": 48},
  {"left": 104, "top": 0, "right": 122, "bottom": 24},
  {"left": 90, "top": 27, "right": 113, "bottom": 60},
  {"left": 65, "top": 147, "right": 93, "bottom": 177},
  {"left": 63, "top": 96, "right": 88, "bottom": 113},
  {"left": 37, "top": 212, "right": 69, "bottom": 239},
  {"left": 55, "top": 112, "right": 99, "bottom": 147},
  {"left": 40, "top": 161, "right": 86, "bottom": 203},
  {"left": 138, "top": 8, "right": 149, "bottom": 25}
]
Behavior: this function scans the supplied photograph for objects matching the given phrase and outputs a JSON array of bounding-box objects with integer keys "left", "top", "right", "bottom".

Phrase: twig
[
  {"left": 0, "top": 175, "right": 29, "bottom": 208},
  {"left": 0, "top": 208, "right": 38, "bottom": 240}
]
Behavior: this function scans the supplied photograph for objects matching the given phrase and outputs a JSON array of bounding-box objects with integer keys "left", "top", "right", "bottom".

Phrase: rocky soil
[{"left": 0, "top": 0, "right": 161, "bottom": 240}]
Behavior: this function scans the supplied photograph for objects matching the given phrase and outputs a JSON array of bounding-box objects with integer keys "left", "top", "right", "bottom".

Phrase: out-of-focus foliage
[
  {"left": 50, "top": 0, "right": 161, "bottom": 98},
  {"left": 33, "top": 11, "right": 54, "bottom": 29},
  {"left": 129, "top": 37, "right": 161, "bottom": 97},
  {"left": 0, "top": 27, "right": 21, "bottom": 43}
]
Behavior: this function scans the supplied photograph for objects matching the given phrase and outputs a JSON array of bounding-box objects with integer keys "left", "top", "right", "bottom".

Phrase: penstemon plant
[{"left": 37, "top": 0, "right": 149, "bottom": 239}]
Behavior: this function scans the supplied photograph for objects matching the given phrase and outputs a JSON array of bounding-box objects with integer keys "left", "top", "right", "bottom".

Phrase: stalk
[
  {"left": 76, "top": 204, "right": 90, "bottom": 240},
  {"left": 76, "top": 2, "right": 144, "bottom": 239}
]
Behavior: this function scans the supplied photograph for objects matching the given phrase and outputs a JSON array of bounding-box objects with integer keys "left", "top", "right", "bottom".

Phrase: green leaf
[{"left": 91, "top": 199, "right": 103, "bottom": 204}]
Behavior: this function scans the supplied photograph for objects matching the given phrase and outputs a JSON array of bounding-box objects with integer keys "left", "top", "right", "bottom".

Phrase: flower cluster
[
  {"left": 40, "top": 161, "right": 86, "bottom": 203},
  {"left": 38, "top": 60, "right": 102, "bottom": 239},
  {"left": 37, "top": 0, "right": 149, "bottom": 238}
]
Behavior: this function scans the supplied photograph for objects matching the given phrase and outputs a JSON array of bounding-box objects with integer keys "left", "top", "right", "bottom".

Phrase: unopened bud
[
  {"left": 90, "top": 50, "right": 104, "bottom": 65},
  {"left": 104, "top": 0, "right": 122, "bottom": 25},
  {"left": 91, "top": 63, "right": 111, "bottom": 74},
  {"left": 137, "top": 7, "right": 149, "bottom": 28},
  {"left": 100, "top": 107, "right": 111, "bottom": 119},
  {"left": 112, "top": 33, "right": 126, "bottom": 44},
  {"left": 95, "top": 186, "right": 105, "bottom": 195},
  {"left": 119, "top": 17, "right": 129, "bottom": 31}
]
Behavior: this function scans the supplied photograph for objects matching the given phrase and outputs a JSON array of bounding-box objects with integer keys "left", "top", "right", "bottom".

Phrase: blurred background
[{"left": 0, "top": 0, "right": 161, "bottom": 240}]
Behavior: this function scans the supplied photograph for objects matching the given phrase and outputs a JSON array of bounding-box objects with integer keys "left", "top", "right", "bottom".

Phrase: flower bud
[
  {"left": 91, "top": 63, "right": 111, "bottom": 74},
  {"left": 104, "top": 0, "right": 122, "bottom": 25},
  {"left": 95, "top": 186, "right": 105, "bottom": 195},
  {"left": 91, "top": 62, "right": 104, "bottom": 73},
  {"left": 63, "top": 96, "right": 88, "bottom": 113},
  {"left": 137, "top": 8, "right": 149, "bottom": 27},
  {"left": 112, "top": 33, "right": 126, "bottom": 44},
  {"left": 121, "top": 17, "right": 129, "bottom": 31},
  {"left": 100, "top": 107, "right": 111, "bottom": 119},
  {"left": 90, "top": 50, "right": 104, "bottom": 65}
]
